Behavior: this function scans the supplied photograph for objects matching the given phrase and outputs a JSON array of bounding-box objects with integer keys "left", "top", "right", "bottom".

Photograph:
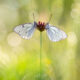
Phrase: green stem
[{"left": 40, "top": 32, "right": 42, "bottom": 80}]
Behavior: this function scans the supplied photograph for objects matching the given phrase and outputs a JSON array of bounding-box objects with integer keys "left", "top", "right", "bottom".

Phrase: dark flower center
[{"left": 37, "top": 21, "right": 46, "bottom": 32}]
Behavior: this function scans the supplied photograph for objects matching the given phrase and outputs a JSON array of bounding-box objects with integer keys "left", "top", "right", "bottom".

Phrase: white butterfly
[{"left": 14, "top": 21, "right": 67, "bottom": 42}]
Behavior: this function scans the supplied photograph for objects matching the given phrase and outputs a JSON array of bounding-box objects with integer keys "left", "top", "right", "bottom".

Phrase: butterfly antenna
[
  {"left": 33, "top": 13, "right": 35, "bottom": 21},
  {"left": 48, "top": 13, "right": 53, "bottom": 23}
]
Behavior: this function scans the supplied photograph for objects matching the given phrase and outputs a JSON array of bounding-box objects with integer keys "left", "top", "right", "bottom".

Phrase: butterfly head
[{"left": 37, "top": 21, "right": 46, "bottom": 32}]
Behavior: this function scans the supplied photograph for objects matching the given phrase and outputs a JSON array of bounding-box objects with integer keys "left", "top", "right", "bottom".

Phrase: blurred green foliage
[{"left": 0, "top": 0, "right": 80, "bottom": 80}]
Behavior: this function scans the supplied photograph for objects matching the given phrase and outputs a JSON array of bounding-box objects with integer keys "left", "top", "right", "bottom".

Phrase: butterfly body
[{"left": 14, "top": 21, "right": 67, "bottom": 42}]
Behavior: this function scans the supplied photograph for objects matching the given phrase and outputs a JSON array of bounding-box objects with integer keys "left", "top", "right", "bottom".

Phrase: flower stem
[{"left": 40, "top": 32, "right": 42, "bottom": 80}]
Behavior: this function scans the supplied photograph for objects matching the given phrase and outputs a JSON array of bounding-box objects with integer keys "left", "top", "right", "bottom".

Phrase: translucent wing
[
  {"left": 14, "top": 22, "right": 37, "bottom": 39},
  {"left": 46, "top": 24, "right": 67, "bottom": 42}
]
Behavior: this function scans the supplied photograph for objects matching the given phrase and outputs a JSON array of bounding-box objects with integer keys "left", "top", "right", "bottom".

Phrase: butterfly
[{"left": 14, "top": 21, "right": 67, "bottom": 42}]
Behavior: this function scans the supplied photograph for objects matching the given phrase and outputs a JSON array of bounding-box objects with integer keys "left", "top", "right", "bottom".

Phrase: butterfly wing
[
  {"left": 46, "top": 24, "right": 67, "bottom": 42},
  {"left": 14, "top": 22, "right": 37, "bottom": 39}
]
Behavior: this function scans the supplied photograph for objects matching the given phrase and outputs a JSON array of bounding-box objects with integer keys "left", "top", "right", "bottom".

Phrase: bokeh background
[{"left": 0, "top": 0, "right": 80, "bottom": 80}]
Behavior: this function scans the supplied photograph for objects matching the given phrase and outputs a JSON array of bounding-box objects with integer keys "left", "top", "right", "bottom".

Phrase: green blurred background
[{"left": 0, "top": 0, "right": 80, "bottom": 80}]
